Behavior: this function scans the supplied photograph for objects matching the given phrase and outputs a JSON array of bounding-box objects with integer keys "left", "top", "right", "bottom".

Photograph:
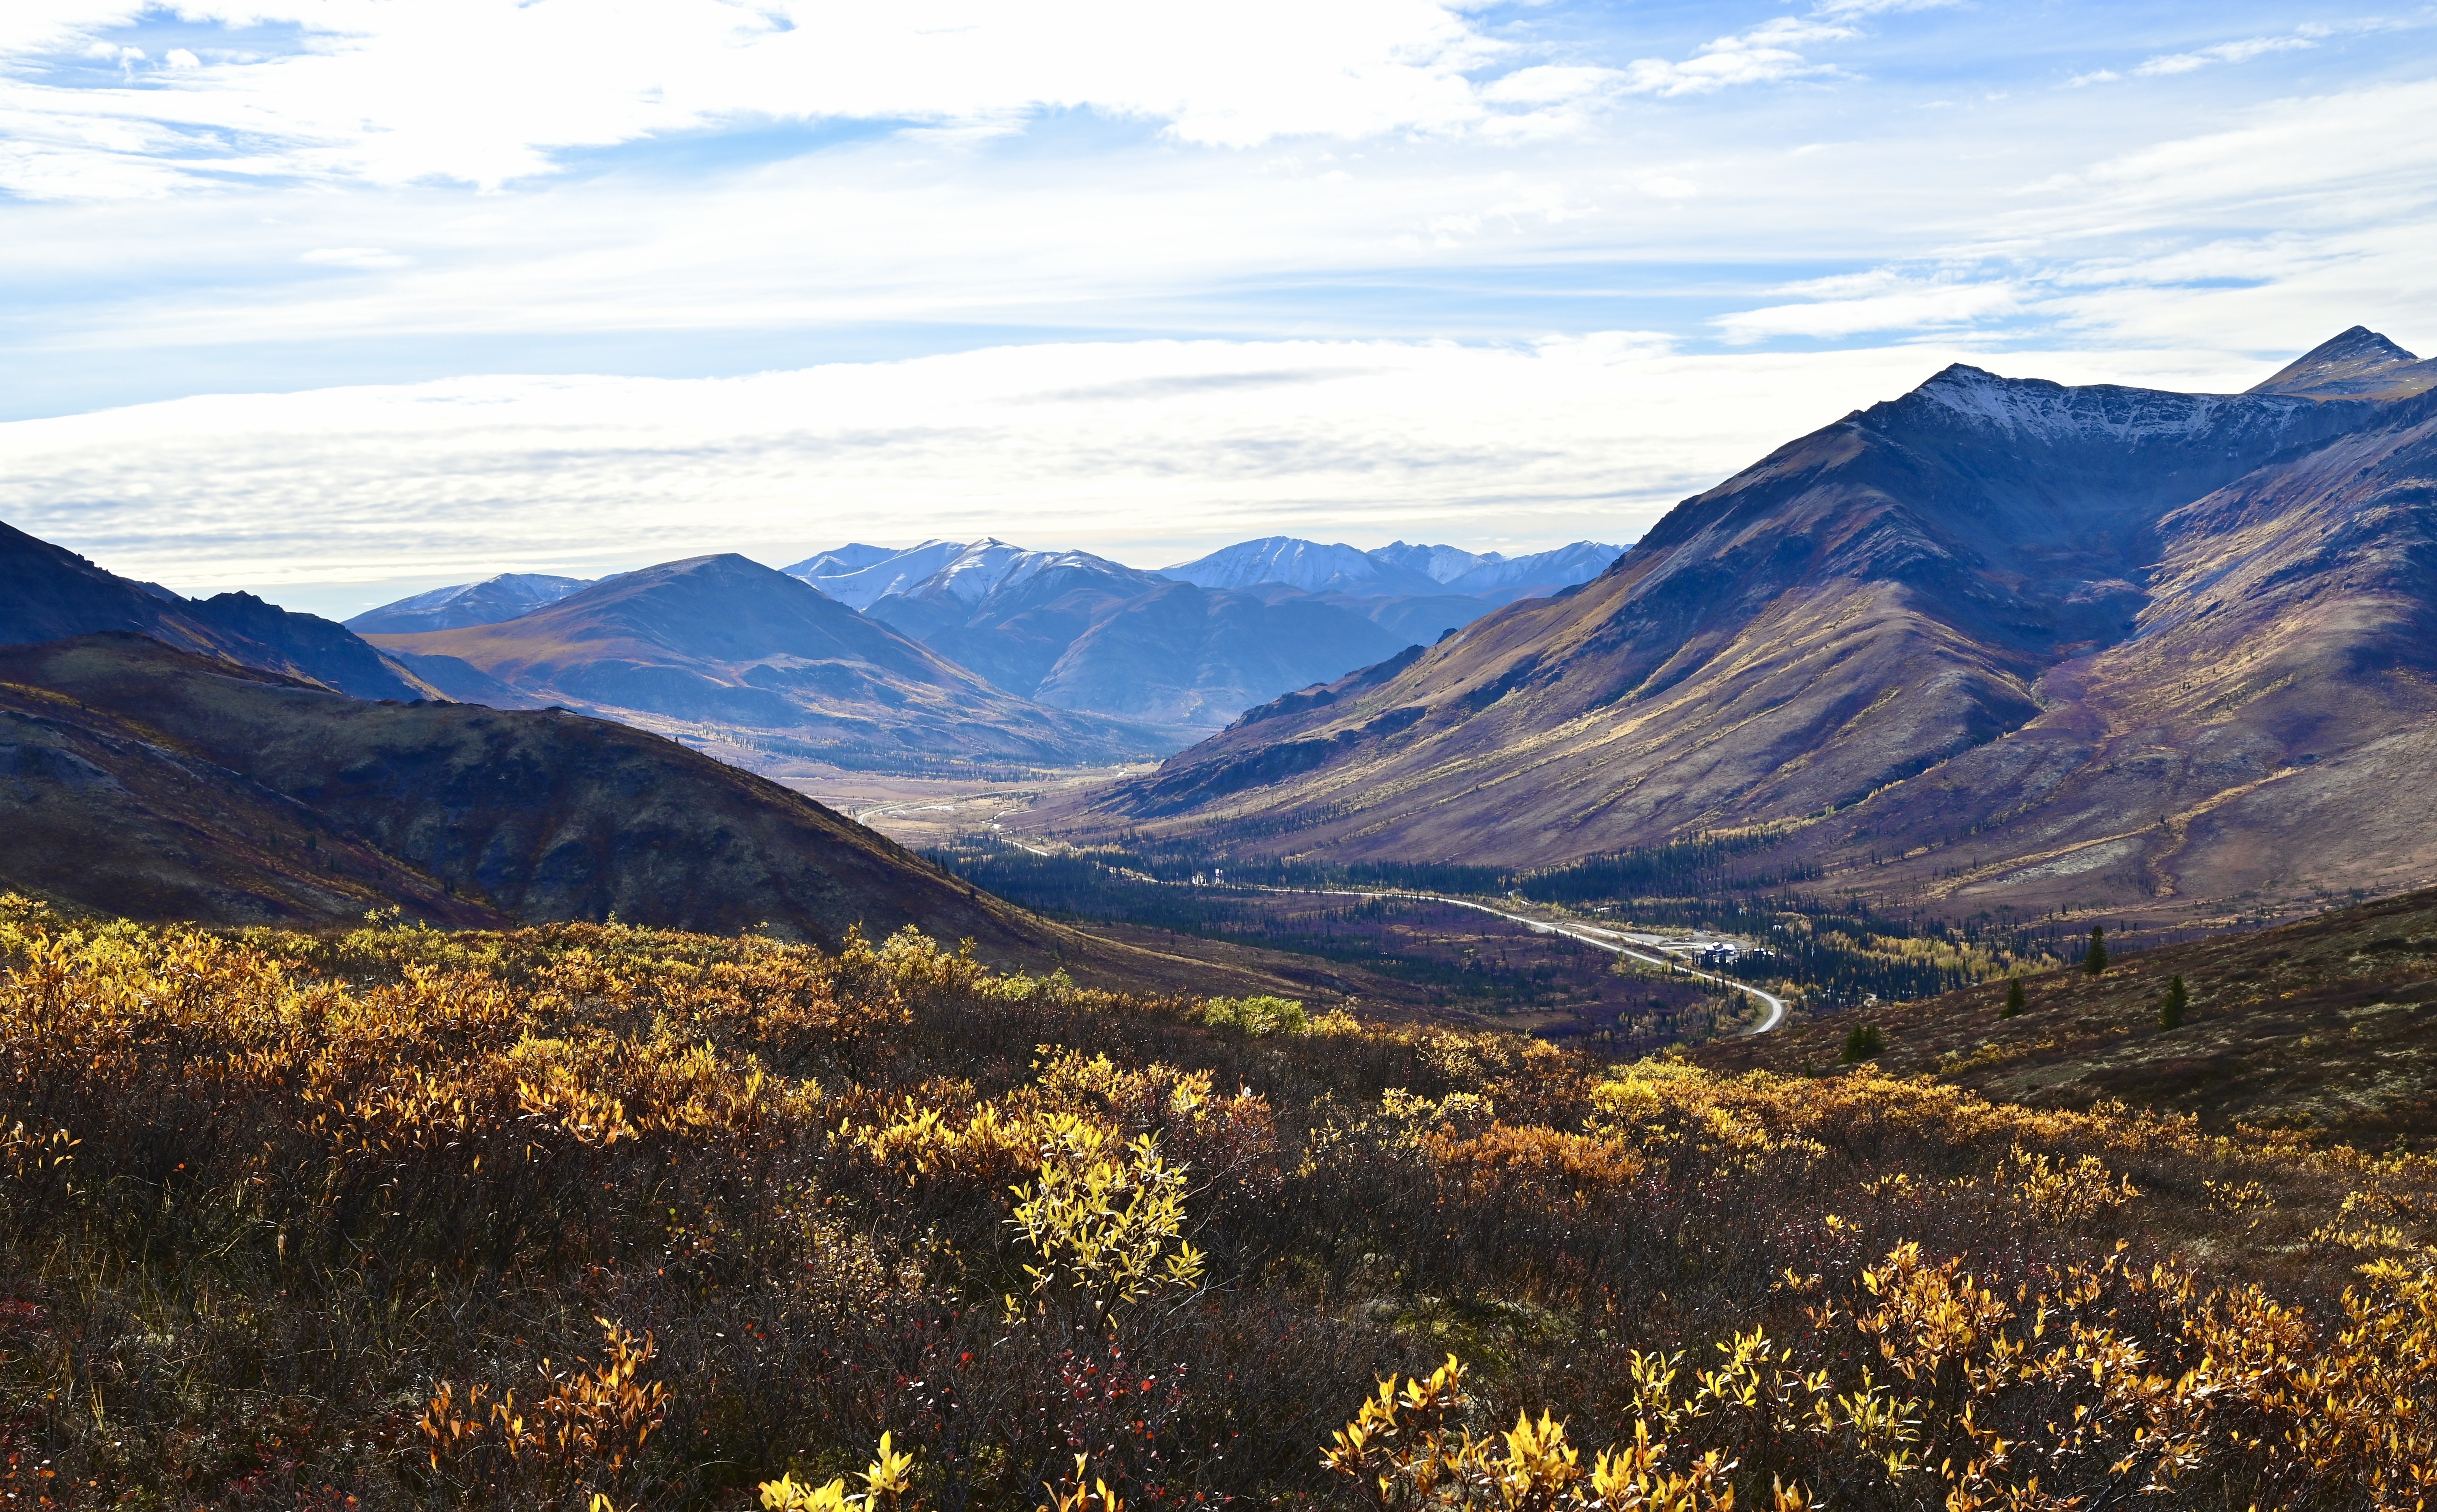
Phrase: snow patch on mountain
[
  {"left": 1444, "top": 541, "right": 1623, "bottom": 594},
  {"left": 1372, "top": 540, "right": 1500, "bottom": 584},
  {"left": 346, "top": 572, "right": 593, "bottom": 633},
  {"left": 1163, "top": 536, "right": 1424, "bottom": 594},
  {"left": 1899, "top": 365, "right": 2314, "bottom": 447},
  {"left": 922, "top": 540, "right": 1144, "bottom": 604},
  {"left": 786, "top": 539, "right": 968, "bottom": 609}
]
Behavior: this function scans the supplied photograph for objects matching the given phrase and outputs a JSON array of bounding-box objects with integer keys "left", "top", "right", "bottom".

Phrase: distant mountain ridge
[
  {"left": 352, "top": 534, "right": 1624, "bottom": 741},
  {"left": 1, "top": 517, "right": 433, "bottom": 701},
  {"left": 2247, "top": 324, "right": 2437, "bottom": 402},
  {"left": 1163, "top": 537, "right": 1441, "bottom": 596},
  {"left": 1061, "top": 328, "right": 2437, "bottom": 928},
  {"left": 1159, "top": 536, "right": 1623, "bottom": 599},
  {"left": 363, "top": 553, "right": 1164, "bottom": 767},
  {"left": 347, "top": 573, "right": 593, "bottom": 634},
  {"left": 781, "top": 534, "right": 1625, "bottom": 732},
  {"left": 856, "top": 544, "right": 1413, "bottom": 731}
]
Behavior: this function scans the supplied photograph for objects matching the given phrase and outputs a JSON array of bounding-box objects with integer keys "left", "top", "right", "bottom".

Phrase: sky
[{"left": 0, "top": 0, "right": 2432, "bottom": 618}]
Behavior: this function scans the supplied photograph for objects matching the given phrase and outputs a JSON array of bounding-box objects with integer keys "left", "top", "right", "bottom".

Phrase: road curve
[
  {"left": 982, "top": 826, "right": 1787, "bottom": 1036},
  {"left": 1244, "top": 885, "right": 1789, "bottom": 1036}
]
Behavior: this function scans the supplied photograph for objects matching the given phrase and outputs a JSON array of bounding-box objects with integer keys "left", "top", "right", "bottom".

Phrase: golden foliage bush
[{"left": 0, "top": 894, "right": 2433, "bottom": 1508}]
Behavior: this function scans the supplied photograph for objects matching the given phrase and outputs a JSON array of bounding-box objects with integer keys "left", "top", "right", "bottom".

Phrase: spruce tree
[
  {"left": 2083, "top": 924, "right": 2109, "bottom": 976},
  {"left": 1841, "top": 1022, "right": 1885, "bottom": 1063},
  {"left": 2002, "top": 974, "right": 2025, "bottom": 1017},
  {"left": 2160, "top": 973, "right": 2188, "bottom": 1029}
]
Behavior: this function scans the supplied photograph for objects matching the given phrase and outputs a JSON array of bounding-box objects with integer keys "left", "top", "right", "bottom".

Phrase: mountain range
[
  {"left": 0, "top": 523, "right": 1373, "bottom": 992},
  {"left": 1059, "top": 327, "right": 2437, "bottom": 927},
  {"left": 334, "top": 534, "right": 1622, "bottom": 745},
  {"left": 781, "top": 535, "right": 1622, "bottom": 731},
  {"left": 1162, "top": 536, "right": 1621, "bottom": 602},
  {"left": 844, "top": 541, "right": 1410, "bottom": 730},
  {"left": 359, "top": 554, "right": 1166, "bottom": 767}
]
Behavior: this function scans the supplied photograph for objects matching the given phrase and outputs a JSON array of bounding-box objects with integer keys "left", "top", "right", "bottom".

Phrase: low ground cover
[{"left": 0, "top": 895, "right": 2432, "bottom": 1508}]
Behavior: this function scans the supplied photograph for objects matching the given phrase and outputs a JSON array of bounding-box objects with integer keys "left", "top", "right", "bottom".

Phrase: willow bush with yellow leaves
[{"left": 0, "top": 892, "right": 2433, "bottom": 1508}]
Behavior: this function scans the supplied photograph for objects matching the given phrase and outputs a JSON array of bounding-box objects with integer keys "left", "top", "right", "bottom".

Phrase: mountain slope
[
  {"left": 1073, "top": 330, "right": 2437, "bottom": 925},
  {"left": 346, "top": 573, "right": 593, "bottom": 633},
  {"left": 1031, "top": 579, "right": 1413, "bottom": 728},
  {"left": 0, "top": 633, "right": 1071, "bottom": 951},
  {"left": 365, "top": 554, "right": 1162, "bottom": 766},
  {"left": 1699, "top": 884, "right": 2437, "bottom": 1147},
  {"left": 1, "top": 518, "right": 432, "bottom": 701}
]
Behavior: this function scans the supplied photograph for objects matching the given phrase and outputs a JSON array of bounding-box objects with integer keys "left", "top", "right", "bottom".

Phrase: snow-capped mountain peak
[{"left": 1371, "top": 540, "right": 1501, "bottom": 584}]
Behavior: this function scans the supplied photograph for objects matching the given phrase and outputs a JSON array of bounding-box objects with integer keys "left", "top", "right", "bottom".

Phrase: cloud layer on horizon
[{"left": 0, "top": 334, "right": 2289, "bottom": 611}]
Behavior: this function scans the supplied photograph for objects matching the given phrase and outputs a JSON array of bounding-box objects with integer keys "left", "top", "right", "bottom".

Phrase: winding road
[{"left": 989, "top": 826, "right": 1789, "bottom": 1036}]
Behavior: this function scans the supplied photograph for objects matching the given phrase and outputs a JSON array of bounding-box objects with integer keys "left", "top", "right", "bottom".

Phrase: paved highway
[{"left": 1245, "top": 885, "right": 1789, "bottom": 1036}]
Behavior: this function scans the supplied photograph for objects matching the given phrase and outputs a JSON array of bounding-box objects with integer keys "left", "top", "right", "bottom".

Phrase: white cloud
[
  {"left": 0, "top": 0, "right": 1638, "bottom": 196},
  {"left": 2134, "top": 34, "right": 2317, "bottom": 77},
  {"left": 1811, "top": 0, "right": 1955, "bottom": 15},
  {"left": 0, "top": 338, "right": 2090, "bottom": 592},
  {"left": 1713, "top": 277, "right": 2020, "bottom": 342},
  {"left": 298, "top": 246, "right": 408, "bottom": 268},
  {"left": 2029, "top": 79, "right": 2437, "bottom": 221},
  {"left": 1619, "top": 17, "right": 1858, "bottom": 98}
]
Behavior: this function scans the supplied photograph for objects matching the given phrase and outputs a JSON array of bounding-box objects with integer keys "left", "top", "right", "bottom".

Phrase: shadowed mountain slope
[
  {"left": 366, "top": 554, "right": 1163, "bottom": 766},
  {"left": 0, "top": 633, "right": 1422, "bottom": 996},
  {"left": 1, "top": 518, "right": 432, "bottom": 701},
  {"left": 0, "top": 633, "right": 1063, "bottom": 950},
  {"left": 1071, "top": 330, "right": 2437, "bottom": 926}
]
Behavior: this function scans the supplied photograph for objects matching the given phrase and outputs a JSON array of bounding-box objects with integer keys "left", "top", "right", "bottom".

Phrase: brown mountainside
[
  {"left": 1699, "top": 885, "right": 2437, "bottom": 1147},
  {"left": 1067, "top": 330, "right": 2437, "bottom": 927},
  {"left": 0, "top": 634, "right": 1050, "bottom": 949},
  {"left": 0, "top": 633, "right": 1385, "bottom": 998}
]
